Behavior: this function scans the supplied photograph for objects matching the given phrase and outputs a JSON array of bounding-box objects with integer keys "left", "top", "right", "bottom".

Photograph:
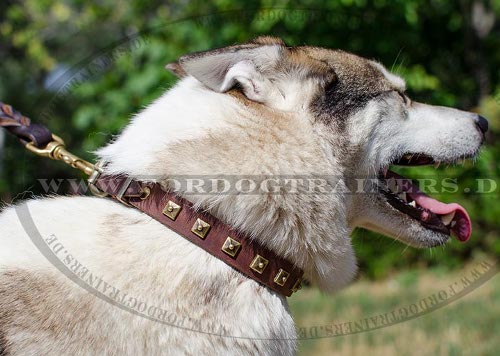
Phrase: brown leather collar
[{"left": 92, "top": 174, "right": 303, "bottom": 297}]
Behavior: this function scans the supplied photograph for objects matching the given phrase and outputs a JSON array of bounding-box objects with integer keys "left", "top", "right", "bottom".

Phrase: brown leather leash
[
  {"left": 0, "top": 102, "right": 52, "bottom": 148},
  {"left": 0, "top": 102, "right": 303, "bottom": 297}
]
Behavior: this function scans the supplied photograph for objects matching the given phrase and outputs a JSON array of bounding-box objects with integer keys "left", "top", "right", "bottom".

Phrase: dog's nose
[{"left": 474, "top": 115, "right": 489, "bottom": 134}]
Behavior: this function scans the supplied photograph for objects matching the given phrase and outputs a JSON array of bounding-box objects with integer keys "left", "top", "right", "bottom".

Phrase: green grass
[{"left": 289, "top": 259, "right": 499, "bottom": 356}]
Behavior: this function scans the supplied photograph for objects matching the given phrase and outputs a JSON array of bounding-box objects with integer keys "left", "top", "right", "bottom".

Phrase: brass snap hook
[
  {"left": 25, "top": 134, "right": 65, "bottom": 159},
  {"left": 25, "top": 134, "right": 95, "bottom": 176}
]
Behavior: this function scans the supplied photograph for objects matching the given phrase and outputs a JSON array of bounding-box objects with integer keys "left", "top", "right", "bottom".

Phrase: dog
[{"left": 0, "top": 36, "right": 487, "bottom": 355}]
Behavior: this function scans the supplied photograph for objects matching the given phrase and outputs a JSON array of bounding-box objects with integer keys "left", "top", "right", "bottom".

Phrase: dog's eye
[{"left": 397, "top": 91, "right": 408, "bottom": 105}]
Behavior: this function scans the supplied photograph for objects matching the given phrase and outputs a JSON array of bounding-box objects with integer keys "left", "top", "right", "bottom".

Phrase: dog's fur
[{"left": 0, "top": 37, "right": 485, "bottom": 355}]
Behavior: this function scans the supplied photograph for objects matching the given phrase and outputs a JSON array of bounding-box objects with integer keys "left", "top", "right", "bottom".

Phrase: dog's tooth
[
  {"left": 440, "top": 211, "right": 456, "bottom": 226},
  {"left": 398, "top": 192, "right": 407, "bottom": 202},
  {"left": 434, "top": 161, "right": 441, "bottom": 169},
  {"left": 408, "top": 201, "right": 416, "bottom": 208},
  {"left": 388, "top": 177, "right": 398, "bottom": 192},
  {"left": 450, "top": 221, "right": 457, "bottom": 228},
  {"left": 395, "top": 180, "right": 403, "bottom": 193}
]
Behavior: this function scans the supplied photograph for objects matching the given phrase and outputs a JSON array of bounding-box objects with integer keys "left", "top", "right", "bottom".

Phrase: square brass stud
[
  {"left": 291, "top": 278, "right": 302, "bottom": 293},
  {"left": 273, "top": 268, "right": 290, "bottom": 286},
  {"left": 249, "top": 255, "right": 269, "bottom": 274},
  {"left": 221, "top": 237, "right": 241, "bottom": 258},
  {"left": 191, "top": 218, "right": 211, "bottom": 239},
  {"left": 162, "top": 200, "right": 181, "bottom": 221}
]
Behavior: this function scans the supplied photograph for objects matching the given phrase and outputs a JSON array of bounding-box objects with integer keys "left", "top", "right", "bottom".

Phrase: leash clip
[
  {"left": 25, "top": 134, "right": 96, "bottom": 176},
  {"left": 25, "top": 134, "right": 64, "bottom": 159},
  {"left": 26, "top": 135, "right": 110, "bottom": 199}
]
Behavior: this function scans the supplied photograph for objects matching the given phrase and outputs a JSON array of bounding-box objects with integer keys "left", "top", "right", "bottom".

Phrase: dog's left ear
[
  {"left": 172, "top": 40, "right": 285, "bottom": 103},
  {"left": 165, "top": 62, "right": 187, "bottom": 78}
]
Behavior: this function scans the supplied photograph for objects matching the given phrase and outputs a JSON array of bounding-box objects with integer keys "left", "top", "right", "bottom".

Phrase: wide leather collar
[{"left": 92, "top": 174, "right": 304, "bottom": 297}]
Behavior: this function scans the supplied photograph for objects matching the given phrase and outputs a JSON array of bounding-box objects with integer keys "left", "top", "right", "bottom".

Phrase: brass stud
[
  {"left": 221, "top": 237, "right": 241, "bottom": 257},
  {"left": 291, "top": 278, "right": 302, "bottom": 293},
  {"left": 249, "top": 255, "right": 269, "bottom": 274},
  {"left": 273, "top": 268, "right": 290, "bottom": 286},
  {"left": 191, "top": 218, "right": 210, "bottom": 239},
  {"left": 162, "top": 201, "right": 181, "bottom": 221}
]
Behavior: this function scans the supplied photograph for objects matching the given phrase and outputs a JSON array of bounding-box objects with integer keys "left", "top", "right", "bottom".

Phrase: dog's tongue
[
  {"left": 388, "top": 171, "right": 471, "bottom": 242},
  {"left": 411, "top": 192, "right": 471, "bottom": 242}
]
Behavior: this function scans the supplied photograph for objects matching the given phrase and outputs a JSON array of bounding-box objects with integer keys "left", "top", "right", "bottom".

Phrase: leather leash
[
  {"left": 0, "top": 102, "right": 52, "bottom": 148},
  {"left": 0, "top": 102, "right": 303, "bottom": 297}
]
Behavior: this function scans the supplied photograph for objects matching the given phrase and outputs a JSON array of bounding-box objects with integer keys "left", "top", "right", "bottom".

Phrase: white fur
[{"left": 98, "top": 77, "right": 239, "bottom": 175}]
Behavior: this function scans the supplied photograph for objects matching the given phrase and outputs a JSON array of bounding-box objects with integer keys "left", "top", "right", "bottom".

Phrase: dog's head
[{"left": 166, "top": 36, "right": 487, "bottom": 251}]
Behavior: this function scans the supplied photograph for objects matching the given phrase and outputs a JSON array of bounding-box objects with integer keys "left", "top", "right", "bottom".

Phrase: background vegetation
[
  {"left": 1, "top": 0, "right": 498, "bottom": 278},
  {"left": 290, "top": 259, "right": 499, "bottom": 355},
  {"left": 1, "top": 1, "right": 498, "bottom": 354}
]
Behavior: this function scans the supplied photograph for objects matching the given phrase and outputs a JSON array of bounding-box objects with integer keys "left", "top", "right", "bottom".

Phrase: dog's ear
[
  {"left": 176, "top": 39, "right": 285, "bottom": 103},
  {"left": 165, "top": 62, "right": 187, "bottom": 78}
]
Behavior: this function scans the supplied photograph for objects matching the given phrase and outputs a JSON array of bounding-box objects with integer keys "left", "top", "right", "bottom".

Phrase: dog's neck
[{"left": 98, "top": 77, "right": 357, "bottom": 292}]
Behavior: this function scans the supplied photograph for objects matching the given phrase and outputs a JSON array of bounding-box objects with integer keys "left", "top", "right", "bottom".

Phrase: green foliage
[{"left": 0, "top": 0, "right": 498, "bottom": 278}]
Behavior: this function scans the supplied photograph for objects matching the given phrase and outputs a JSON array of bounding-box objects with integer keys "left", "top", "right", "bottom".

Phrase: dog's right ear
[{"left": 175, "top": 41, "right": 285, "bottom": 103}]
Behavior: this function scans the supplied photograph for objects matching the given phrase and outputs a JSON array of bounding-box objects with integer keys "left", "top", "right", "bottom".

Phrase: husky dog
[{"left": 0, "top": 36, "right": 488, "bottom": 355}]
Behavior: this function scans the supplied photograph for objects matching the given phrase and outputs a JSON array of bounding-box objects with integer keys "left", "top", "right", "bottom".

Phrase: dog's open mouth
[{"left": 379, "top": 153, "right": 472, "bottom": 242}]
